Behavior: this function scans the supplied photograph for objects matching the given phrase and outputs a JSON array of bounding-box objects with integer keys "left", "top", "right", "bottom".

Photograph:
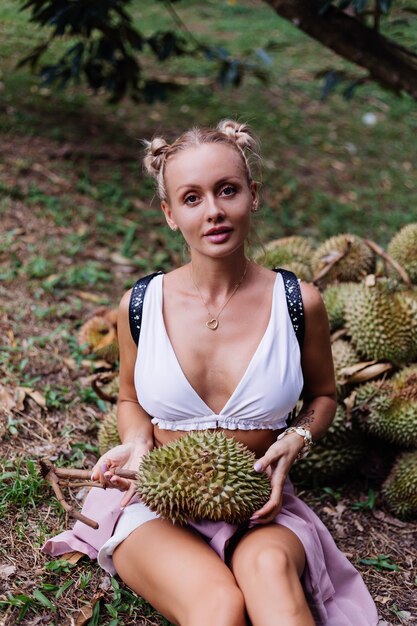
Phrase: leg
[
  {"left": 113, "top": 518, "right": 247, "bottom": 626},
  {"left": 230, "top": 524, "right": 315, "bottom": 626}
]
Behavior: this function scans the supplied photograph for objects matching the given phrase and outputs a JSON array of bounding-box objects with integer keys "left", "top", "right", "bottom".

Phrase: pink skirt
[{"left": 42, "top": 480, "right": 379, "bottom": 626}]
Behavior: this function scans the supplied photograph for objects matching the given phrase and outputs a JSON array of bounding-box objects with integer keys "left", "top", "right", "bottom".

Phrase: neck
[{"left": 189, "top": 252, "right": 249, "bottom": 296}]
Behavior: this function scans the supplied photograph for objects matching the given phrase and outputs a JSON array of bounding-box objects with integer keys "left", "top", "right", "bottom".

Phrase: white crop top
[{"left": 134, "top": 273, "right": 303, "bottom": 431}]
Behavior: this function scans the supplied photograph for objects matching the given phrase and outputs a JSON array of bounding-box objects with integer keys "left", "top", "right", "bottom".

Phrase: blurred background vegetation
[{"left": 1, "top": 0, "right": 417, "bottom": 281}]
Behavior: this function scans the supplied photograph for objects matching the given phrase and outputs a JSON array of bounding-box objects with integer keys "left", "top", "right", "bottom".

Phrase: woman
[{"left": 44, "top": 121, "right": 378, "bottom": 625}]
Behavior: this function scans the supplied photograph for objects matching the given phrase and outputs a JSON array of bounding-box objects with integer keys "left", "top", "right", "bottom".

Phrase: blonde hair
[{"left": 143, "top": 120, "right": 259, "bottom": 201}]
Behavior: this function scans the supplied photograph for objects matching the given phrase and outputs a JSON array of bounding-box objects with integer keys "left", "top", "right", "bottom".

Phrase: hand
[
  {"left": 91, "top": 441, "right": 150, "bottom": 508},
  {"left": 249, "top": 433, "right": 304, "bottom": 524}
]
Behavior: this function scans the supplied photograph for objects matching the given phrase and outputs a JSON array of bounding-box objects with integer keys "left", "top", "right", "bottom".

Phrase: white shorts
[{"left": 98, "top": 501, "right": 159, "bottom": 575}]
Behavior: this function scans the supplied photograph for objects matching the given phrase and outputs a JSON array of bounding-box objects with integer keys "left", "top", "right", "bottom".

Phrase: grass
[{"left": 1, "top": 1, "right": 417, "bottom": 624}]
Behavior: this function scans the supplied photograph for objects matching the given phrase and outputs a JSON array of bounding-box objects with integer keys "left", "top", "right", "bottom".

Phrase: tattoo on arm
[{"left": 294, "top": 409, "right": 315, "bottom": 428}]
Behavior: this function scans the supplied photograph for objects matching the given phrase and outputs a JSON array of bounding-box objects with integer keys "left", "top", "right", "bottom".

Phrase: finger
[{"left": 92, "top": 462, "right": 110, "bottom": 485}]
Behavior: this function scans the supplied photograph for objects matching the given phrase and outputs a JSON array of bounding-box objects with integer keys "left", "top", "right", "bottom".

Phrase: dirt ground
[{"left": 1, "top": 133, "right": 416, "bottom": 625}]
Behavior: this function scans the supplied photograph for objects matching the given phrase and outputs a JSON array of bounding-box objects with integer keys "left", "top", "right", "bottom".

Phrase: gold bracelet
[{"left": 276, "top": 426, "right": 314, "bottom": 461}]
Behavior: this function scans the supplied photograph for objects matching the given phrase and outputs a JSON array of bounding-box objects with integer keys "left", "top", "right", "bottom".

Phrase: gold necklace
[{"left": 191, "top": 262, "right": 248, "bottom": 331}]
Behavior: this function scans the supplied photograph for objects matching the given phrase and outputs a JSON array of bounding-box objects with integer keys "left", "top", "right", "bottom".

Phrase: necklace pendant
[{"left": 206, "top": 318, "right": 219, "bottom": 331}]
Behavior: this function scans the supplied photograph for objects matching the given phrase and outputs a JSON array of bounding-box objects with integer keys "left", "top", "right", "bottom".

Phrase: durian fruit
[
  {"left": 311, "top": 234, "right": 375, "bottom": 285},
  {"left": 290, "top": 404, "right": 366, "bottom": 486},
  {"left": 355, "top": 368, "right": 417, "bottom": 448},
  {"left": 331, "top": 339, "right": 359, "bottom": 398},
  {"left": 400, "top": 291, "right": 417, "bottom": 354},
  {"left": 387, "top": 223, "right": 417, "bottom": 284},
  {"left": 382, "top": 451, "right": 417, "bottom": 520},
  {"left": 257, "top": 236, "right": 313, "bottom": 281},
  {"left": 97, "top": 407, "right": 120, "bottom": 455},
  {"left": 78, "top": 308, "right": 119, "bottom": 363},
  {"left": 345, "top": 279, "right": 417, "bottom": 365},
  {"left": 136, "top": 431, "right": 271, "bottom": 524},
  {"left": 323, "top": 282, "right": 358, "bottom": 331}
]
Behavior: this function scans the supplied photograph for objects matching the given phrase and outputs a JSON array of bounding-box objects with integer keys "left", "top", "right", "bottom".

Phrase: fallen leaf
[
  {"left": 110, "top": 252, "right": 135, "bottom": 266},
  {"left": 74, "top": 290, "right": 106, "bottom": 303},
  {"left": 14, "top": 387, "right": 26, "bottom": 411},
  {"left": 0, "top": 564, "right": 16, "bottom": 579},
  {"left": 0, "top": 385, "right": 15, "bottom": 411},
  {"left": 75, "top": 592, "right": 104, "bottom": 626},
  {"left": 372, "top": 509, "right": 408, "bottom": 528},
  {"left": 374, "top": 595, "right": 390, "bottom": 605},
  {"left": 22, "top": 388, "right": 46, "bottom": 408},
  {"left": 75, "top": 605, "right": 93, "bottom": 626},
  {"left": 354, "top": 519, "right": 364, "bottom": 533},
  {"left": 60, "top": 551, "right": 85, "bottom": 565}
]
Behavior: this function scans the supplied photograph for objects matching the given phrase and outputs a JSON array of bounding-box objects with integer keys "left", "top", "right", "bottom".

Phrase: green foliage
[
  {"left": 17, "top": 0, "right": 270, "bottom": 101},
  {"left": 360, "top": 554, "right": 400, "bottom": 572},
  {"left": 0, "top": 458, "right": 46, "bottom": 512}
]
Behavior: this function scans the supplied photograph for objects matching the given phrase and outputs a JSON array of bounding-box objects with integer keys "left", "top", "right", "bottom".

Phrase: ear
[
  {"left": 250, "top": 181, "right": 259, "bottom": 212},
  {"left": 161, "top": 200, "right": 178, "bottom": 231}
]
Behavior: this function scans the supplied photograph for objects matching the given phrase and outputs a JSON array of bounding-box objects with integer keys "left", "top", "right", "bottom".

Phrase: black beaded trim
[
  {"left": 274, "top": 268, "right": 305, "bottom": 350},
  {"left": 129, "top": 271, "right": 163, "bottom": 346}
]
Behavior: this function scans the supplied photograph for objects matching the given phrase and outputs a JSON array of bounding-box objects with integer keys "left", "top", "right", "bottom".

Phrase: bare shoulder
[
  {"left": 300, "top": 281, "right": 327, "bottom": 318},
  {"left": 119, "top": 288, "right": 133, "bottom": 313}
]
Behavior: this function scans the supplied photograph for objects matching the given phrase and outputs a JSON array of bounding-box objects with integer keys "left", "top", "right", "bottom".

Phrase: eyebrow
[{"left": 175, "top": 176, "right": 241, "bottom": 194}]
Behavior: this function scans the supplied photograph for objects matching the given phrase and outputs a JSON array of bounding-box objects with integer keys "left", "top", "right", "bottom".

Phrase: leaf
[
  {"left": 60, "top": 551, "right": 85, "bottom": 564},
  {"left": 32, "top": 589, "right": 56, "bottom": 610},
  {"left": 74, "top": 291, "right": 106, "bottom": 303},
  {"left": 0, "top": 564, "right": 16, "bottom": 579},
  {"left": 75, "top": 591, "right": 104, "bottom": 626},
  {"left": 75, "top": 604, "right": 93, "bottom": 626},
  {"left": 0, "top": 385, "right": 16, "bottom": 411},
  {"left": 21, "top": 387, "right": 46, "bottom": 408}
]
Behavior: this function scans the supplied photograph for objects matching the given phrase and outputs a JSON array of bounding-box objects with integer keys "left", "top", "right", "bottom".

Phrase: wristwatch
[{"left": 276, "top": 426, "right": 314, "bottom": 461}]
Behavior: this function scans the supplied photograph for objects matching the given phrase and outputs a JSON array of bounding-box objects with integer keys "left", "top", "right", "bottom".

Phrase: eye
[
  {"left": 184, "top": 193, "right": 200, "bottom": 205},
  {"left": 220, "top": 185, "right": 236, "bottom": 197}
]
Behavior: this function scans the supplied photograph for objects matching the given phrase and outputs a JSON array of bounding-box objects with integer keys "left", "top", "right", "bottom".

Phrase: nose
[{"left": 206, "top": 193, "right": 224, "bottom": 222}]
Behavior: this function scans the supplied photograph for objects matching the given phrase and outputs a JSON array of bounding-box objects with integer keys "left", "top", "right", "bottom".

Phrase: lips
[
  {"left": 204, "top": 227, "right": 232, "bottom": 236},
  {"left": 203, "top": 227, "right": 233, "bottom": 244}
]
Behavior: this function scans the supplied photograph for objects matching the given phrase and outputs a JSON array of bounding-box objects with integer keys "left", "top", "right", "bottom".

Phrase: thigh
[{"left": 113, "top": 518, "right": 242, "bottom": 625}]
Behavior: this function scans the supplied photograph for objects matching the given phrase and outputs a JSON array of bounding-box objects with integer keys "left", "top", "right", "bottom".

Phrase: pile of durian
[{"left": 258, "top": 225, "right": 417, "bottom": 520}]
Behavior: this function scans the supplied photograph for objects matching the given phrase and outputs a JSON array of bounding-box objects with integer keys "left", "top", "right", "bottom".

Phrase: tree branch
[{"left": 264, "top": 0, "right": 417, "bottom": 99}]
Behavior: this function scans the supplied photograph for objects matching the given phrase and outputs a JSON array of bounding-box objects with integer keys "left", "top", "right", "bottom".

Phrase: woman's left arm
[{"left": 251, "top": 282, "right": 337, "bottom": 523}]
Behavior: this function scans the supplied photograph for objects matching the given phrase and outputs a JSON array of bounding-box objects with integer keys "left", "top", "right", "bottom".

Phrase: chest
[{"left": 163, "top": 285, "right": 272, "bottom": 413}]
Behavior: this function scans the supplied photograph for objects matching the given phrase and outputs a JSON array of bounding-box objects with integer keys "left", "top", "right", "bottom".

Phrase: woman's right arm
[{"left": 91, "top": 289, "right": 154, "bottom": 506}]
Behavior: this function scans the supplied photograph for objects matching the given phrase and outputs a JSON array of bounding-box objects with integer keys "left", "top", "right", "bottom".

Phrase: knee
[
  {"left": 183, "top": 583, "right": 246, "bottom": 626},
  {"left": 253, "top": 545, "right": 295, "bottom": 577},
  {"left": 234, "top": 542, "right": 296, "bottom": 580}
]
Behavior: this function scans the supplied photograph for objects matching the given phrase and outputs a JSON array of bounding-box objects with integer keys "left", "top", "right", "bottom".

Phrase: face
[{"left": 161, "top": 143, "right": 258, "bottom": 260}]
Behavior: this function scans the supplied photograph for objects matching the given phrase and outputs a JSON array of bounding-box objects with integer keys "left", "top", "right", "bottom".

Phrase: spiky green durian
[
  {"left": 311, "top": 234, "right": 375, "bottom": 285},
  {"left": 387, "top": 224, "right": 417, "bottom": 284},
  {"left": 400, "top": 292, "right": 417, "bottom": 354},
  {"left": 345, "top": 280, "right": 416, "bottom": 364},
  {"left": 97, "top": 408, "right": 120, "bottom": 455},
  {"left": 382, "top": 451, "right": 417, "bottom": 520},
  {"left": 257, "top": 236, "right": 313, "bottom": 281},
  {"left": 136, "top": 431, "right": 271, "bottom": 524},
  {"left": 355, "top": 368, "right": 417, "bottom": 447},
  {"left": 323, "top": 283, "right": 358, "bottom": 331},
  {"left": 290, "top": 405, "right": 366, "bottom": 486}
]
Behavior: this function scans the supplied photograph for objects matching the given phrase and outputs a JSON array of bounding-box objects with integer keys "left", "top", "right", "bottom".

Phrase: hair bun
[
  {"left": 143, "top": 137, "right": 170, "bottom": 176},
  {"left": 217, "top": 120, "right": 257, "bottom": 152}
]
